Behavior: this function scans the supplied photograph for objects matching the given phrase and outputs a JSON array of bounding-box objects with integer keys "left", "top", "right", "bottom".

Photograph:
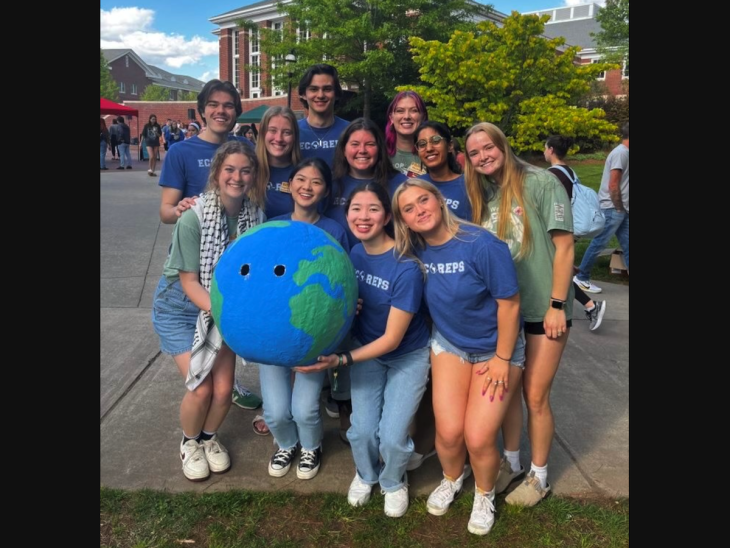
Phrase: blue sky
[{"left": 100, "top": 1, "right": 600, "bottom": 82}]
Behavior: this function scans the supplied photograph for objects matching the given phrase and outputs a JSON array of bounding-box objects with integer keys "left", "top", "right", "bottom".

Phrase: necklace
[{"left": 305, "top": 119, "right": 336, "bottom": 147}]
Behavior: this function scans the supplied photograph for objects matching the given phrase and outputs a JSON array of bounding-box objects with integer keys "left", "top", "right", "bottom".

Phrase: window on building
[
  {"left": 298, "top": 27, "right": 311, "bottom": 42},
  {"left": 251, "top": 30, "right": 259, "bottom": 54},
  {"left": 119, "top": 82, "right": 126, "bottom": 93},
  {"left": 233, "top": 30, "right": 241, "bottom": 90},
  {"left": 131, "top": 83, "right": 138, "bottom": 95},
  {"left": 251, "top": 55, "right": 260, "bottom": 94},
  {"left": 250, "top": 29, "right": 260, "bottom": 97},
  {"left": 592, "top": 59, "right": 606, "bottom": 80}
]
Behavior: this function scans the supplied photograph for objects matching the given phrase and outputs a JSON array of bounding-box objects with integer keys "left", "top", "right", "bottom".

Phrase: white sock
[
  {"left": 476, "top": 485, "right": 496, "bottom": 501},
  {"left": 530, "top": 463, "right": 548, "bottom": 489},
  {"left": 585, "top": 303, "right": 596, "bottom": 312},
  {"left": 505, "top": 449, "right": 522, "bottom": 472}
]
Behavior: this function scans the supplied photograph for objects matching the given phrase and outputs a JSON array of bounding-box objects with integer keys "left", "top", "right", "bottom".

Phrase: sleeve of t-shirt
[
  {"left": 165, "top": 210, "right": 201, "bottom": 274},
  {"left": 547, "top": 166, "right": 573, "bottom": 201},
  {"left": 159, "top": 145, "right": 186, "bottom": 190},
  {"left": 534, "top": 173, "right": 573, "bottom": 234},
  {"left": 476, "top": 235, "right": 520, "bottom": 299},
  {"left": 390, "top": 261, "right": 424, "bottom": 314},
  {"left": 607, "top": 147, "right": 628, "bottom": 172}
]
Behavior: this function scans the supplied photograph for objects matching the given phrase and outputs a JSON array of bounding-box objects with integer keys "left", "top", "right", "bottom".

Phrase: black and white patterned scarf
[{"left": 185, "top": 190, "right": 264, "bottom": 390}]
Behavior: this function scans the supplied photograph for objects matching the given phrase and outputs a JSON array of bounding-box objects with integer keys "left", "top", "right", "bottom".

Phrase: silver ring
[{"left": 496, "top": 380, "right": 504, "bottom": 384}]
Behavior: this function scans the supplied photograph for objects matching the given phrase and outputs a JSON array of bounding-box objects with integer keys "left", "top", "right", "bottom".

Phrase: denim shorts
[
  {"left": 151, "top": 277, "right": 200, "bottom": 356},
  {"left": 430, "top": 327, "right": 526, "bottom": 368}
]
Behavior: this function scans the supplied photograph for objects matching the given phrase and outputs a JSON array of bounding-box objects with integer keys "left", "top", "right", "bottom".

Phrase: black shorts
[{"left": 524, "top": 320, "right": 573, "bottom": 335}]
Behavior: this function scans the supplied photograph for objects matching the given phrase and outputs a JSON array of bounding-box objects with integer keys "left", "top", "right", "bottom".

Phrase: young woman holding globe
[
  {"left": 151, "top": 141, "right": 265, "bottom": 482},
  {"left": 391, "top": 178, "right": 523, "bottom": 536},
  {"left": 260, "top": 157, "right": 349, "bottom": 481},
  {"left": 295, "top": 182, "right": 430, "bottom": 518}
]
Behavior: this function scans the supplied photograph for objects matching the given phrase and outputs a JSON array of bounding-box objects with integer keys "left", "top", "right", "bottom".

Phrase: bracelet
[
  {"left": 343, "top": 351, "right": 353, "bottom": 367},
  {"left": 337, "top": 354, "right": 343, "bottom": 367},
  {"left": 495, "top": 354, "right": 511, "bottom": 362}
]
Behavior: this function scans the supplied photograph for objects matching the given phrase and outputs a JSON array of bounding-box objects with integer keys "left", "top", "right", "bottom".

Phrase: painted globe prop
[{"left": 211, "top": 221, "right": 358, "bottom": 367}]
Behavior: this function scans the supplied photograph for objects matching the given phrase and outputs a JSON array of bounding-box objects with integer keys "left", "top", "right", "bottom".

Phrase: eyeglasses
[{"left": 415, "top": 135, "right": 447, "bottom": 150}]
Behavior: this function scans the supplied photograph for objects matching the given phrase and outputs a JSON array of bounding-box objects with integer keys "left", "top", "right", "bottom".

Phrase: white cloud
[
  {"left": 564, "top": 0, "right": 606, "bottom": 6},
  {"left": 100, "top": 8, "right": 217, "bottom": 69},
  {"left": 199, "top": 69, "right": 220, "bottom": 83}
]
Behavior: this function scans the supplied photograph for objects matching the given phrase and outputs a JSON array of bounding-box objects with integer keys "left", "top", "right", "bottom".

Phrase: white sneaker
[
  {"left": 383, "top": 485, "right": 409, "bottom": 518},
  {"left": 180, "top": 439, "right": 210, "bottom": 481},
  {"left": 406, "top": 449, "right": 437, "bottom": 471},
  {"left": 348, "top": 474, "right": 374, "bottom": 507},
  {"left": 467, "top": 489, "right": 496, "bottom": 536},
  {"left": 427, "top": 464, "right": 472, "bottom": 516},
  {"left": 201, "top": 435, "right": 231, "bottom": 473},
  {"left": 574, "top": 275, "right": 602, "bottom": 294}
]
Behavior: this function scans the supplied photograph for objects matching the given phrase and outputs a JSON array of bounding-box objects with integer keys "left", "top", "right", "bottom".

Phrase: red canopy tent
[{"left": 100, "top": 98, "right": 140, "bottom": 157}]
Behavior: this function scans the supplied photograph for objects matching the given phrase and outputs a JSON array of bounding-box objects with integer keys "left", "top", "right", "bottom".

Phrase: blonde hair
[
  {"left": 464, "top": 122, "right": 534, "bottom": 258},
  {"left": 206, "top": 141, "right": 263, "bottom": 209},
  {"left": 255, "top": 107, "right": 301, "bottom": 198},
  {"left": 391, "top": 178, "right": 466, "bottom": 263}
]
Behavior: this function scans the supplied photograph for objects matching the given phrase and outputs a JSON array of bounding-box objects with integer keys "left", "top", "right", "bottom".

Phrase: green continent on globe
[{"left": 290, "top": 285, "right": 346, "bottom": 362}]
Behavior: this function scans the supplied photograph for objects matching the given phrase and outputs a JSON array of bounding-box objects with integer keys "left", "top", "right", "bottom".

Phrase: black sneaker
[
  {"left": 297, "top": 447, "right": 322, "bottom": 480},
  {"left": 268, "top": 446, "right": 298, "bottom": 478},
  {"left": 586, "top": 301, "right": 607, "bottom": 331}
]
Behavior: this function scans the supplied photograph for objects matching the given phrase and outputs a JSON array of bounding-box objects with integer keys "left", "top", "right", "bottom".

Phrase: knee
[
  {"left": 292, "top": 399, "right": 320, "bottom": 425},
  {"left": 190, "top": 380, "right": 213, "bottom": 403},
  {"left": 524, "top": 391, "right": 551, "bottom": 415},
  {"left": 436, "top": 428, "right": 464, "bottom": 451},
  {"left": 464, "top": 428, "right": 498, "bottom": 455}
]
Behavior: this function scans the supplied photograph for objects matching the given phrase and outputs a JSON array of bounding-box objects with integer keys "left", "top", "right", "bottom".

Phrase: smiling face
[
  {"left": 264, "top": 115, "right": 295, "bottom": 166},
  {"left": 390, "top": 96, "right": 422, "bottom": 139},
  {"left": 347, "top": 190, "right": 391, "bottom": 243},
  {"left": 466, "top": 131, "right": 505, "bottom": 180},
  {"left": 216, "top": 153, "right": 255, "bottom": 199},
  {"left": 397, "top": 185, "right": 444, "bottom": 236},
  {"left": 416, "top": 127, "right": 450, "bottom": 171},
  {"left": 344, "top": 130, "right": 379, "bottom": 178},
  {"left": 289, "top": 165, "right": 328, "bottom": 209},
  {"left": 303, "top": 74, "right": 336, "bottom": 117},
  {"left": 203, "top": 90, "right": 238, "bottom": 137}
]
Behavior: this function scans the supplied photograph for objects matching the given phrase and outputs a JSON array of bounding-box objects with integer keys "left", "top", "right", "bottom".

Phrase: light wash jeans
[
  {"left": 118, "top": 143, "right": 132, "bottom": 168},
  {"left": 577, "top": 207, "right": 629, "bottom": 280},
  {"left": 347, "top": 345, "right": 431, "bottom": 492},
  {"left": 258, "top": 364, "right": 326, "bottom": 451},
  {"left": 100, "top": 141, "right": 108, "bottom": 168}
]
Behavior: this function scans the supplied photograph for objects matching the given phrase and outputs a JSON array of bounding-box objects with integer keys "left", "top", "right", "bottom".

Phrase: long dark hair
[{"left": 344, "top": 182, "right": 394, "bottom": 239}]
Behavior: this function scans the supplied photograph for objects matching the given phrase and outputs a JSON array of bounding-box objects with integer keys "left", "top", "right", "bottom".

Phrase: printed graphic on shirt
[
  {"left": 301, "top": 140, "right": 338, "bottom": 150},
  {"left": 355, "top": 269, "right": 390, "bottom": 290},
  {"left": 267, "top": 180, "right": 291, "bottom": 194},
  {"left": 483, "top": 205, "right": 525, "bottom": 259},
  {"left": 554, "top": 203, "right": 565, "bottom": 222},
  {"left": 422, "top": 261, "right": 466, "bottom": 274},
  {"left": 406, "top": 162, "right": 426, "bottom": 178}
]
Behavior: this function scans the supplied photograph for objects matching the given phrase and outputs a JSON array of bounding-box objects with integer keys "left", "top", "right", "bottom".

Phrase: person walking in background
[
  {"left": 393, "top": 179, "right": 522, "bottom": 535},
  {"left": 109, "top": 118, "right": 120, "bottom": 161},
  {"left": 151, "top": 141, "right": 265, "bottom": 481},
  {"left": 385, "top": 91, "right": 429, "bottom": 176},
  {"left": 575, "top": 123, "right": 629, "bottom": 294},
  {"left": 464, "top": 122, "right": 574, "bottom": 508},
  {"left": 116, "top": 116, "right": 133, "bottom": 170},
  {"left": 297, "top": 64, "right": 350, "bottom": 168},
  {"left": 100, "top": 118, "right": 110, "bottom": 170},
  {"left": 544, "top": 135, "right": 607, "bottom": 331},
  {"left": 142, "top": 114, "right": 162, "bottom": 177},
  {"left": 158, "top": 79, "right": 262, "bottom": 412}
]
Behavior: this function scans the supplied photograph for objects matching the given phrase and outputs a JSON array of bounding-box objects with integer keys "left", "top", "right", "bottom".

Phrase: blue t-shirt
[
  {"left": 265, "top": 165, "right": 295, "bottom": 219},
  {"left": 418, "top": 173, "right": 472, "bottom": 221},
  {"left": 327, "top": 173, "right": 408, "bottom": 249},
  {"left": 417, "top": 225, "right": 519, "bottom": 354},
  {"left": 159, "top": 135, "right": 254, "bottom": 198},
  {"left": 269, "top": 213, "right": 350, "bottom": 252},
  {"left": 298, "top": 117, "right": 350, "bottom": 168},
  {"left": 350, "top": 245, "right": 429, "bottom": 359}
]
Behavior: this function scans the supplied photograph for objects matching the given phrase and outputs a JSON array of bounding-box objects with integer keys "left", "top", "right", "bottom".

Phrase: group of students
[{"left": 150, "top": 63, "right": 607, "bottom": 537}]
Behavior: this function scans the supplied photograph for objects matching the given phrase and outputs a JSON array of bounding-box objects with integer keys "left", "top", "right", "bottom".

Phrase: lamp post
[{"left": 285, "top": 52, "right": 296, "bottom": 108}]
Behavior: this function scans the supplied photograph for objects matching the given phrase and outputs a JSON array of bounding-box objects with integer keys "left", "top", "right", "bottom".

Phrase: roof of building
[
  {"left": 102, "top": 49, "right": 205, "bottom": 91},
  {"left": 524, "top": 2, "right": 603, "bottom": 50}
]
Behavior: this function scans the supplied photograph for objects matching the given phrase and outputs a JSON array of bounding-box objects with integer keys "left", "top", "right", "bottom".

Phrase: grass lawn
[{"left": 101, "top": 487, "right": 629, "bottom": 548}]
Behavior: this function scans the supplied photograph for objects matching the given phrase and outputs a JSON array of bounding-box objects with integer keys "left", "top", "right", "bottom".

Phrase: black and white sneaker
[
  {"left": 268, "top": 446, "right": 298, "bottom": 478},
  {"left": 297, "top": 447, "right": 322, "bottom": 479}
]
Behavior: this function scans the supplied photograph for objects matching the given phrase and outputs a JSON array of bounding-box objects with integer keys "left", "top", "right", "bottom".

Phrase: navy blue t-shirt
[
  {"left": 417, "top": 225, "right": 519, "bottom": 354},
  {"left": 350, "top": 245, "right": 429, "bottom": 359},
  {"left": 298, "top": 117, "right": 350, "bottom": 168},
  {"left": 265, "top": 165, "right": 295, "bottom": 219},
  {"left": 269, "top": 213, "right": 350, "bottom": 252},
  {"left": 418, "top": 173, "right": 472, "bottom": 221},
  {"left": 327, "top": 173, "right": 408, "bottom": 249}
]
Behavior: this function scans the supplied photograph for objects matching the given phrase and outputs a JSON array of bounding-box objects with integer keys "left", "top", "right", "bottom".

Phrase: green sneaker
[{"left": 232, "top": 380, "right": 262, "bottom": 410}]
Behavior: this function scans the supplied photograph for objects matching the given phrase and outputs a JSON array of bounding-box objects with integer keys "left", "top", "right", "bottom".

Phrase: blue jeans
[
  {"left": 100, "top": 141, "right": 108, "bottom": 168},
  {"left": 348, "top": 344, "right": 431, "bottom": 491},
  {"left": 259, "top": 364, "right": 326, "bottom": 451},
  {"left": 118, "top": 143, "right": 132, "bottom": 168},
  {"left": 577, "top": 208, "right": 629, "bottom": 281}
]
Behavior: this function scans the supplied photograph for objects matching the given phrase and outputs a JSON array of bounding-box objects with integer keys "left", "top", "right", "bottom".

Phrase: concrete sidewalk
[{"left": 100, "top": 167, "right": 628, "bottom": 499}]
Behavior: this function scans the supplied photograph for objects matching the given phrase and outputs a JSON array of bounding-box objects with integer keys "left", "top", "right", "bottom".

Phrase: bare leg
[
  {"left": 202, "top": 345, "right": 235, "bottom": 433},
  {"left": 172, "top": 351, "right": 213, "bottom": 437}
]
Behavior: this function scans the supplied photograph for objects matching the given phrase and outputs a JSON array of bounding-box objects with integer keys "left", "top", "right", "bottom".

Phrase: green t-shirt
[
  {"left": 481, "top": 169, "right": 574, "bottom": 323},
  {"left": 390, "top": 149, "right": 421, "bottom": 176},
  {"left": 163, "top": 211, "right": 240, "bottom": 282}
]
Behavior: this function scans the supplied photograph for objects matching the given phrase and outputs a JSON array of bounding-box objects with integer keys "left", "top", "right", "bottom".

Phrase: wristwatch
[{"left": 550, "top": 299, "right": 565, "bottom": 310}]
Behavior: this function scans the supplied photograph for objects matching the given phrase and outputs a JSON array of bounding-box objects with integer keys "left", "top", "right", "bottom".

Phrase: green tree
[
  {"left": 141, "top": 84, "right": 173, "bottom": 101},
  {"left": 180, "top": 90, "right": 198, "bottom": 101},
  {"left": 100, "top": 49, "right": 119, "bottom": 101},
  {"left": 593, "top": 0, "right": 629, "bottom": 69},
  {"left": 239, "top": 0, "right": 489, "bottom": 120},
  {"left": 403, "top": 13, "right": 618, "bottom": 153}
]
